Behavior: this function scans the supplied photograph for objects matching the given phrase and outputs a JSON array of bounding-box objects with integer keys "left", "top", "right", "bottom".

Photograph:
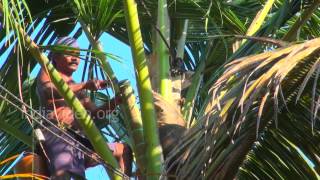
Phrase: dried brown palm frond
[{"left": 167, "top": 38, "right": 320, "bottom": 179}]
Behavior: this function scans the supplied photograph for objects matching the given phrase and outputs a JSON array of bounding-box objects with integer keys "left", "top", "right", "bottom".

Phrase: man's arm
[
  {"left": 37, "top": 69, "right": 109, "bottom": 98},
  {"left": 73, "top": 79, "right": 109, "bottom": 92},
  {"left": 37, "top": 70, "right": 62, "bottom": 99},
  {"left": 81, "top": 96, "right": 122, "bottom": 121}
]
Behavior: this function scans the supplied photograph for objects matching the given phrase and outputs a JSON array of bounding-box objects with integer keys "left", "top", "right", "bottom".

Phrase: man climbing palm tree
[{"left": 36, "top": 37, "right": 132, "bottom": 179}]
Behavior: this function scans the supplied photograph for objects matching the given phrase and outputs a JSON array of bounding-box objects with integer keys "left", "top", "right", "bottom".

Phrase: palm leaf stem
[
  {"left": 119, "top": 80, "right": 146, "bottom": 173},
  {"left": 234, "top": 0, "right": 275, "bottom": 52},
  {"left": 244, "top": 0, "right": 276, "bottom": 38},
  {"left": 182, "top": 59, "right": 205, "bottom": 126},
  {"left": 79, "top": 20, "right": 119, "bottom": 87},
  {"left": 123, "top": 0, "right": 164, "bottom": 178},
  {"left": 175, "top": 19, "right": 188, "bottom": 59},
  {"left": 80, "top": 18, "right": 149, "bottom": 173},
  {"left": 157, "top": 0, "right": 172, "bottom": 103}
]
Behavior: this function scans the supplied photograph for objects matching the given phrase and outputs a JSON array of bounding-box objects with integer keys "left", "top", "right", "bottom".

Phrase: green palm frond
[
  {"left": 2, "top": 0, "right": 320, "bottom": 179},
  {"left": 0, "top": 0, "right": 32, "bottom": 43},
  {"left": 239, "top": 100, "right": 320, "bottom": 179},
  {"left": 169, "top": 38, "right": 320, "bottom": 179},
  {"left": 0, "top": 79, "right": 37, "bottom": 174},
  {"left": 72, "top": 0, "right": 121, "bottom": 39}
]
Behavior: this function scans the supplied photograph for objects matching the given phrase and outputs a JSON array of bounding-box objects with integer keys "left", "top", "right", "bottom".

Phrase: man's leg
[
  {"left": 42, "top": 127, "right": 86, "bottom": 179},
  {"left": 77, "top": 132, "right": 133, "bottom": 176},
  {"left": 85, "top": 142, "right": 133, "bottom": 176},
  {"left": 108, "top": 143, "right": 133, "bottom": 176}
]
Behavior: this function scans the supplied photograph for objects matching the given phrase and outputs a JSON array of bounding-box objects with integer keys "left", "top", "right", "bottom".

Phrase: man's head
[{"left": 50, "top": 37, "right": 80, "bottom": 75}]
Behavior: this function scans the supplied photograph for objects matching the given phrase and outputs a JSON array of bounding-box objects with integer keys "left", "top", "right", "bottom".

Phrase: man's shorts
[{"left": 41, "top": 126, "right": 115, "bottom": 178}]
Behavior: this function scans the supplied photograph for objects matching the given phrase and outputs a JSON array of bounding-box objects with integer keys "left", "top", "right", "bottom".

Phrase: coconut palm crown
[{"left": 1, "top": 0, "right": 320, "bottom": 179}]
